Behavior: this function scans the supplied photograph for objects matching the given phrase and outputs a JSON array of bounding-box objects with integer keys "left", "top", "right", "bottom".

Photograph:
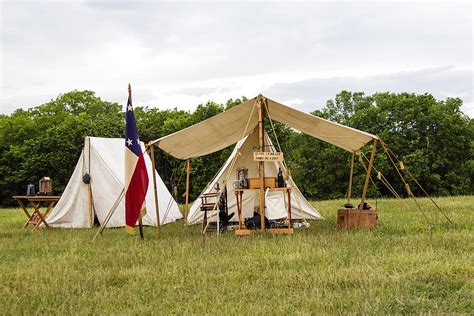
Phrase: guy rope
[{"left": 355, "top": 136, "right": 454, "bottom": 228}]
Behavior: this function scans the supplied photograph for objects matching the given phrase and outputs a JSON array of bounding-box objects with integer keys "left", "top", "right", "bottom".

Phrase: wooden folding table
[
  {"left": 234, "top": 187, "right": 293, "bottom": 235},
  {"left": 12, "top": 195, "right": 61, "bottom": 231}
]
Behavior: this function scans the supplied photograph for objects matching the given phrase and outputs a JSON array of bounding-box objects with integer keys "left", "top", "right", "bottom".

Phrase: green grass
[{"left": 1, "top": 196, "right": 473, "bottom": 314}]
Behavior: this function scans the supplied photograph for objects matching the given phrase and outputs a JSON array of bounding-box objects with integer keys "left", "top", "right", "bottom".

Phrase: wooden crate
[
  {"left": 337, "top": 208, "right": 377, "bottom": 229},
  {"left": 248, "top": 177, "right": 277, "bottom": 189}
]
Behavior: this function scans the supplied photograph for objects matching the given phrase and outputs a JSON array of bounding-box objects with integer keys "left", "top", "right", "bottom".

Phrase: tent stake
[
  {"left": 185, "top": 159, "right": 191, "bottom": 226},
  {"left": 359, "top": 139, "right": 377, "bottom": 209},
  {"left": 149, "top": 145, "right": 161, "bottom": 232},
  {"left": 347, "top": 151, "right": 355, "bottom": 203}
]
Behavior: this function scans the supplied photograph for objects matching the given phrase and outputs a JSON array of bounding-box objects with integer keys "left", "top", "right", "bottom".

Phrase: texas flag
[{"left": 124, "top": 87, "right": 148, "bottom": 233}]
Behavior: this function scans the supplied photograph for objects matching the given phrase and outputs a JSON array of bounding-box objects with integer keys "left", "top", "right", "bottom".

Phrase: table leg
[
  {"left": 235, "top": 192, "right": 240, "bottom": 229},
  {"left": 202, "top": 209, "right": 207, "bottom": 234},
  {"left": 287, "top": 189, "right": 292, "bottom": 228},
  {"left": 17, "top": 200, "right": 32, "bottom": 229},
  {"left": 29, "top": 201, "right": 41, "bottom": 231},
  {"left": 31, "top": 201, "right": 51, "bottom": 231},
  {"left": 44, "top": 201, "right": 55, "bottom": 218}
]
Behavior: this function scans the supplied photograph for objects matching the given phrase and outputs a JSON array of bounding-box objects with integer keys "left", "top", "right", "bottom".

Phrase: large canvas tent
[
  {"left": 46, "top": 137, "right": 182, "bottom": 228},
  {"left": 149, "top": 95, "right": 378, "bottom": 232},
  {"left": 187, "top": 128, "right": 321, "bottom": 225}
]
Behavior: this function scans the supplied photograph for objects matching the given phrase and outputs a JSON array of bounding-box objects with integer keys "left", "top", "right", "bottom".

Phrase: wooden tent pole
[
  {"left": 359, "top": 139, "right": 377, "bottom": 209},
  {"left": 347, "top": 151, "right": 355, "bottom": 203},
  {"left": 87, "top": 137, "right": 93, "bottom": 227},
  {"left": 88, "top": 185, "right": 93, "bottom": 226},
  {"left": 258, "top": 96, "right": 266, "bottom": 232},
  {"left": 184, "top": 159, "right": 191, "bottom": 226},
  {"left": 149, "top": 144, "right": 161, "bottom": 232}
]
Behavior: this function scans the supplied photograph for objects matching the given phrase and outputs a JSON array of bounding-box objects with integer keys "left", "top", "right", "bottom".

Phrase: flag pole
[
  {"left": 129, "top": 83, "right": 145, "bottom": 240},
  {"left": 138, "top": 217, "right": 144, "bottom": 239}
]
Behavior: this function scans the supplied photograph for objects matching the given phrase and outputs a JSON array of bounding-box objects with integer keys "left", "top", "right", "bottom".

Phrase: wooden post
[
  {"left": 149, "top": 144, "right": 161, "bottom": 232},
  {"left": 87, "top": 137, "right": 93, "bottom": 227},
  {"left": 287, "top": 189, "right": 292, "bottom": 228},
  {"left": 359, "top": 139, "right": 377, "bottom": 209},
  {"left": 88, "top": 184, "right": 93, "bottom": 226},
  {"left": 258, "top": 96, "right": 266, "bottom": 232},
  {"left": 236, "top": 191, "right": 243, "bottom": 229},
  {"left": 138, "top": 218, "right": 144, "bottom": 239},
  {"left": 347, "top": 151, "right": 355, "bottom": 203},
  {"left": 185, "top": 159, "right": 191, "bottom": 226}
]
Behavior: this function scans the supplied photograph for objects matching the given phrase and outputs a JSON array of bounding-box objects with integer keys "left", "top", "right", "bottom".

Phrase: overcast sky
[{"left": 1, "top": 1, "right": 472, "bottom": 116}]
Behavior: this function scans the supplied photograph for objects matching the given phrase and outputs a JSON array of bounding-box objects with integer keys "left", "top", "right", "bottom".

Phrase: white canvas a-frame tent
[
  {"left": 149, "top": 95, "right": 378, "bottom": 232},
  {"left": 46, "top": 137, "right": 182, "bottom": 228},
  {"left": 186, "top": 127, "right": 321, "bottom": 225}
]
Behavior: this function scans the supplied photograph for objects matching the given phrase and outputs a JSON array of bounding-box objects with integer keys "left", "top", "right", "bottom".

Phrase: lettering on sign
[{"left": 253, "top": 152, "right": 284, "bottom": 162}]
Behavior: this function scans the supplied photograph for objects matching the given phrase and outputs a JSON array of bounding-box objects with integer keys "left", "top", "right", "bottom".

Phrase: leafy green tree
[
  {"left": 0, "top": 91, "right": 122, "bottom": 206},
  {"left": 0, "top": 89, "right": 471, "bottom": 207}
]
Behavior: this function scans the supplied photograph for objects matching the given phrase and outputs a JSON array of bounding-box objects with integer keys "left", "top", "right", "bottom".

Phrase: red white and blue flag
[{"left": 124, "top": 87, "right": 148, "bottom": 233}]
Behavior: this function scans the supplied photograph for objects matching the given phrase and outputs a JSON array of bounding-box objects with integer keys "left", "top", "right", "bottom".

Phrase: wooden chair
[{"left": 200, "top": 192, "right": 218, "bottom": 233}]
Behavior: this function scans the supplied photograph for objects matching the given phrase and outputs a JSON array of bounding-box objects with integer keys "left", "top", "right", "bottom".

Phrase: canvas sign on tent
[{"left": 45, "top": 137, "right": 182, "bottom": 228}]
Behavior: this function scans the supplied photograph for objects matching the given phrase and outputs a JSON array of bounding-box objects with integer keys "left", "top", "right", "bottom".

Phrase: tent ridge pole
[{"left": 150, "top": 145, "right": 161, "bottom": 232}]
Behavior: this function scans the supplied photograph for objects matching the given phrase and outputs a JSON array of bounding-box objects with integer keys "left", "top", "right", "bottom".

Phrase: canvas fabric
[
  {"left": 150, "top": 97, "right": 259, "bottom": 159},
  {"left": 151, "top": 95, "right": 377, "bottom": 160},
  {"left": 45, "top": 137, "right": 182, "bottom": 228},
  {"left": 186, "top": 128, "right": 321, "bottom": 225},
  {"left": 266, "top": 98, "right": 375, "bottom": 152}
]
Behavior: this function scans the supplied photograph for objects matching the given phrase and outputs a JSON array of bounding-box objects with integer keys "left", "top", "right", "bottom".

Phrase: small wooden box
[
  {"left": 248, "top": 177, "right": 277, "bottom": 189},
  {"left": 337, "top": 208, "right": 377, "bottom": 229}
]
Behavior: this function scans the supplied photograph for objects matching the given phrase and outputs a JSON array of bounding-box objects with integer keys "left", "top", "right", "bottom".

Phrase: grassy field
[{"left": 0, "top": 196, "right": 472, "bottom": 314}]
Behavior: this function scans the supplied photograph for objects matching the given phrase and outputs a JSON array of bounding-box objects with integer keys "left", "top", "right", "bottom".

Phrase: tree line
[{"left": 0, "top": 90, "right": 472, "bottom": 207}]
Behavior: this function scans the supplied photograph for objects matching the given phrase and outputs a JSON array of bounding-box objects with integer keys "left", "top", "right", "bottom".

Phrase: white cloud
[
  {"left": 265, "top": 66, "right": 473, "bottom": 116},
  {"left": 0, "top": 1, "right": 472, "bottom": 116}
]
